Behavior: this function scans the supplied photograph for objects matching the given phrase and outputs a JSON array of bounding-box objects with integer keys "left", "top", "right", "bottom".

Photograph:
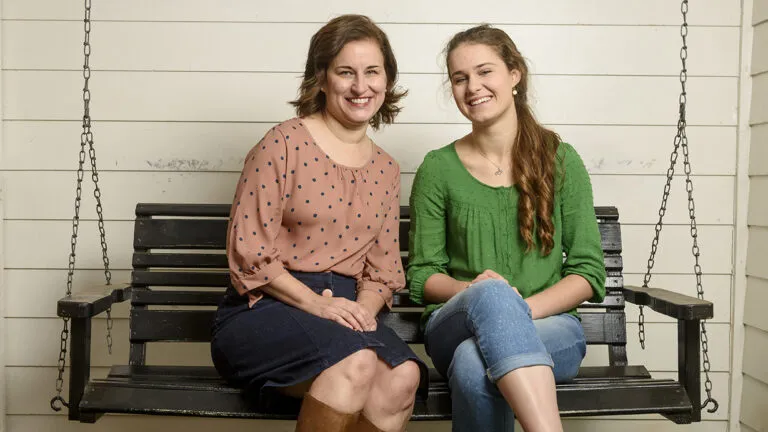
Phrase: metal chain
[
  {"left": 681, "top": 104, "right": 718, "bottom": 414},
  {"left": 51, "top": 0, "right": 113, "bottom": 411},
  {"left": 639, "top": 0, "right": 717, "bottom": 413}
]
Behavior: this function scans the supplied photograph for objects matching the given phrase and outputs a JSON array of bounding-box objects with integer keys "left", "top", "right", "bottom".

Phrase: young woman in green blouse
[{"left": 407, "top": 25, "right": 607, "bottom": 432}]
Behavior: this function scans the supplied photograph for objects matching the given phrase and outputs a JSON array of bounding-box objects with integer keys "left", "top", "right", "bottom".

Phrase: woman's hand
[
  {"left": 355, "top": 290, "right": 384, "bottom": 332},
  {"left": 470, "top": 269, "right": 520, "bottom": 296},
  {"left": 308, "top": 289, "right": 377, "bottom": 332}
]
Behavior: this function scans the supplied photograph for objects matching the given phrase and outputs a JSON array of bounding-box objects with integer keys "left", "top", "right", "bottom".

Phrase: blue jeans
[{"left": 424, "top": 279, "right": 587, "bottom": 432}]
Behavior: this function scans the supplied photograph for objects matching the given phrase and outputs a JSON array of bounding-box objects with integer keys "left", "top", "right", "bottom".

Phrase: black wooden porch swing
[{"left": 52, "top": 0, "right": 719, "bottom": 425}]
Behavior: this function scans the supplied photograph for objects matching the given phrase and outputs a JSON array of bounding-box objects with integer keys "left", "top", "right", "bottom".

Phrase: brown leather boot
[
  {"left": 294, "top": 394, "right": 360, "bottom": 432},
  {"left": 355, "top": 413, "right": 387, "bottom": 432}
]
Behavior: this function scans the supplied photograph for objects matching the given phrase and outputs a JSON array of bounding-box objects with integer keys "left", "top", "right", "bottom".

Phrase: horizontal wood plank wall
[
  {"left": 0, "top": 2, "right": 6, "bottom": 430},
  {"left": 1, "top": 0, "right": 742, "bottom": 430},
  {"left": 741, "top": 1, "right": 768, "bottom": 430}
]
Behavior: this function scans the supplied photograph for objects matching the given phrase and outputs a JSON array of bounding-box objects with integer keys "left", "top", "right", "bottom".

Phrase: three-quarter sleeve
[
  {"left": 357, "top": 165, "right": 406, "bottom": 309},
  {"left": 559, "top": 144, "right": 607, "bottom": 303},
  {"left": 406, "top": 153, "right": 449, "bottom": 306},
  {"left": 227, "top": 127, "right": 290, "bottom": 295}
]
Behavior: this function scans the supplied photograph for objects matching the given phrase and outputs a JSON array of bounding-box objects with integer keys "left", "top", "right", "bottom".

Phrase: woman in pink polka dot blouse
[{"left": 210, "top": 14, "right": 425, "bottom": 432}]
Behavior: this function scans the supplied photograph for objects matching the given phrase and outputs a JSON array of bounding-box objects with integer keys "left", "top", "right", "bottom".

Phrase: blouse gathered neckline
[
  {"left": 297, "top": 118, "right": 375, "bottom": 171},
  {"left": 449, "top": 141, "right": 514, "bottom": 191}
]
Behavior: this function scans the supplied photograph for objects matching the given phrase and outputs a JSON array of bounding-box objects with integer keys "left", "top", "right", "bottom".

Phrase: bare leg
[
  {"left": 283, "top": 349, "right": 378, "bottom": 413},
  {"left": 496, "top": 365, "right": 563, "bottom": 432},
  {"left": 360, "top": 359, "right": 420, "bottom": 431}
]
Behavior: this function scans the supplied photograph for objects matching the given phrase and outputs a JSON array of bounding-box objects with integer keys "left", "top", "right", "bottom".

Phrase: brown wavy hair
[
  {"left": 290, "top": 14, "right": 406, "bottom": 130},
  {"left": 446, "top": 25, "right": 562, "bottom": 255}
]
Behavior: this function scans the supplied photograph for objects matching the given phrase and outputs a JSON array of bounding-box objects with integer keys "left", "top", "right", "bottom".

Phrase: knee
[
  {"left": 386, "top": 361, "right": 421, "bottom": 403},
  {"left": 560, "top": 362, "right": 581, "bottom": 382},
  {"left": 468, "top": 279, "right": 528, "bottom": 315},
  {"left": 368, "top": 360, "right": 420, "bottom": 414},
  {"left": 337, "top": 349, "right": 378, "bottom": 391},
  {"left": 556, "top": 342, "right": 586, "bottom": 382}
]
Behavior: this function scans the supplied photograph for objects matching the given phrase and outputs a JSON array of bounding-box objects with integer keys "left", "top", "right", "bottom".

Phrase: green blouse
[{"left": 407, "top": 141, "right": 607, "bottom": 328}]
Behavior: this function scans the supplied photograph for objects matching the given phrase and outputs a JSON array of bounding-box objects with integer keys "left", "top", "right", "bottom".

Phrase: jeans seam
[
  {"left": 425, "top": 305, "right": 472, "bottom": 345},
  {"left": 549, "top": 337, "right": 586, "bottom": 357},
  {"left": 549, "top": 337, "right": 587, "bottom": 381}
]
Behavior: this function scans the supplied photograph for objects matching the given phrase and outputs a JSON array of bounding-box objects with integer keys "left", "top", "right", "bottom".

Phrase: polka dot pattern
[{"left": 227, "top": 118, "right": 405, "bottom": 308}]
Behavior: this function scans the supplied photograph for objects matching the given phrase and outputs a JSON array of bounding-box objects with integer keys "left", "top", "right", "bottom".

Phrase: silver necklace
[{"left": 476, "top": 148, "right": 505, "bottom": 176}]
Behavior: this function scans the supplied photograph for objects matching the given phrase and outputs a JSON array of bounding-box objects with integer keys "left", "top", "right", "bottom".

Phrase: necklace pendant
[{"left": 494, "top": 168, "right": 503, "bottom": 176}]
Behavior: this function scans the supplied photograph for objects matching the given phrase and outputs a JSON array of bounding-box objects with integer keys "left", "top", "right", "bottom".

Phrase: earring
[{"left": 512, "top": 88, "right": 518, "bottom": 96}]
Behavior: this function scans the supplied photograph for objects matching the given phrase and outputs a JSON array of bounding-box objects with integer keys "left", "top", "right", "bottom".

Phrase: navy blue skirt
[{"left": 211, "top": 271, "right": 428, "bottom": 403}]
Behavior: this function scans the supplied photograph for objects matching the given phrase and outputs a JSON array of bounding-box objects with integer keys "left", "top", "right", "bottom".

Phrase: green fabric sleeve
[
  {"left": 559, "top": 144, "right": 607, "bottom": 303},
  {"left": 407, "top": 152, "right": 449, "bottom": 305}
]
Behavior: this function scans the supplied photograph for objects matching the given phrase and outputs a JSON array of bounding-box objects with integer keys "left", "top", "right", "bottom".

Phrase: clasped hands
[
  {"left": 310, "top": 288, "right": 378, "bottom": 332},
  {"left": 469, "top": 269, "right": 521, "bottom": 297}
]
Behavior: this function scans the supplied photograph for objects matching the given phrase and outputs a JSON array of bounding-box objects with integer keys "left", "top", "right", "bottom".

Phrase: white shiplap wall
[
  {"left": 741, "top": 0, "right": 768, "bottom": 431},
  {"left": 1, "top": 1, "right": 744, "bottom": 431},
  {"left": 0, "top": 2, "right": 6, "bottom": 432}
]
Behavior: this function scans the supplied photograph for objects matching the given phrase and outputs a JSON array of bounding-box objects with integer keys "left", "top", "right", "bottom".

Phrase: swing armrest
[
  {"left": 622, "top": 285, "right": 713, "bottom": 321},
  {"left": 57, "top": 284, "right": 132, "bottom": 319},
  {"left": 57, "top": 285, "right": 130, "bottom": 423}
]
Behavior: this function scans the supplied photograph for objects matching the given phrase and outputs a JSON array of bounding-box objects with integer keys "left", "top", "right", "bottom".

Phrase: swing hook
[
  {"left": 702, "top": 397, "right": 719, "bottom": 413},
  {"left": 50, "top": 395, "right": 69, "bottom": 412}
]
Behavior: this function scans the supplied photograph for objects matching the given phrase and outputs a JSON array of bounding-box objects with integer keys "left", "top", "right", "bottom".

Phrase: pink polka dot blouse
[{"left": 227, "top": 118, "right": 405, "bottom": 308}]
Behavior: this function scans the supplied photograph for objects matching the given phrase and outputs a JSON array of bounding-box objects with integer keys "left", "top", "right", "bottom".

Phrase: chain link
[
  {"left": 680, "top": 87, "right": 718, "bottom": 414},
  {"left": 638, "top": 0, "right": 717, "bottom": 413},
  {"left": 51, "top": 0, "right": 113, "bottom": 412}
]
